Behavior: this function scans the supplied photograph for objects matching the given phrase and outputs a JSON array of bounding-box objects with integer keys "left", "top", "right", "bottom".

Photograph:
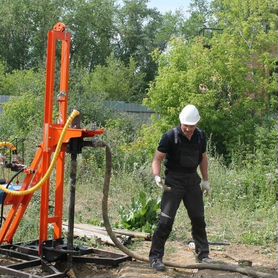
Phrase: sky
[{"left": 147, "top": 0, "right": 192, "bottom": 14}]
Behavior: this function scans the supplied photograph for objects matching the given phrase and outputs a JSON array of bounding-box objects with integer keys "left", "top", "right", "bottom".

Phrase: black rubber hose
[{"left": 100, "top": 141, "right": 278, "bottom": 278}]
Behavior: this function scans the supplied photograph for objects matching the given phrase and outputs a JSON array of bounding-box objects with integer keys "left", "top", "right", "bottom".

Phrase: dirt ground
[
  {"left": 0, "top": 240, "right": 277, "bottom": 278},
  {"left": 72, "top": 240, "right": 277, "bottom": 278}
]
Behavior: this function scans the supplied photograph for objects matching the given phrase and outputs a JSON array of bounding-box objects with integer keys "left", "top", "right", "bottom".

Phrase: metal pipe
[{"left": 67, "top": 153, "right": 77, "bottom": 270}]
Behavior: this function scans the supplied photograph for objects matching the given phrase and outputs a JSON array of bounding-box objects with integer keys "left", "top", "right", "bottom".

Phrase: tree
[
  {"left": 181, "top": 0, "right": 213, "bottom": 39},
  {"left": 154, "top": 11, "right": 187, "bottom": 46},
  {"left": 0, "top": 0, "right": 63, "bottom": 71},
  {"left": 211, "top": 0, "right": 278, "bottom": 116},
  {"left": 0, "top": 0, "right": 190, "bottom": 101},
  {"left": 1, "top": 68, "right": 45, "bottom": 96},
  {"left": 0, "top": 68, "right": 45, "bottom": 139},
  {"left": 0, "top": 61, "right": 6, "bottom": 93},
  {"left": 143, "top": 0, "right": 278, "bottom": 155},
  {"left": 0, "top": 92, "right": 43, "bottom": 139},
  {"left": 88, "top": 54, "right": 145, "bottom": 102},
  {"left": 68, "top": 66, "right": 111, "bottom": 125},
  {"left": 65, "top": 0, "right": 116, "bottom": 71},
  {"left": 114, "top": 0, "right": 164, "bottom": 88}
]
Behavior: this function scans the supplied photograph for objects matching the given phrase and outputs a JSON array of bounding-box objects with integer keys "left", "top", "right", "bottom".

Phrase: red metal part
[{"left": 0, "top": 23, "right": 104, "bottom": 253}]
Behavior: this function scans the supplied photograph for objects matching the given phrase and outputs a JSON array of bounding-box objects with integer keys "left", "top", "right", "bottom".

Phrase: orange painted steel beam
[
  {"left": 49, "top": 126, "right": 105, "bottom": 148},
  {"left": 39, "top": 22, "right": 72, "bottom": 252},
  {"left": 0, "top": 23, "right": 104, "bottom": 256}
]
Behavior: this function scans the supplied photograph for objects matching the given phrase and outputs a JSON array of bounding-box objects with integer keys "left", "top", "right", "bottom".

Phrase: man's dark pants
[{"left": 149, "top": 172, "right": 209, "bottom": 261}]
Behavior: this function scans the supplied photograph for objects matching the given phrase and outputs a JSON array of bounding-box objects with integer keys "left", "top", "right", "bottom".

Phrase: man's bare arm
[
  {"left": 152, "top": 150, "right": 166, "bottom": 176},
  {"left": 199, "top": 152, "right": 208, "bottom": 181}
]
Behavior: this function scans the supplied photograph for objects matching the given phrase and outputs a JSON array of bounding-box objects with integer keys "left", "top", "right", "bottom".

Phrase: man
[{"left": 149, "top": 104, "right": 211, "bottom": 271}]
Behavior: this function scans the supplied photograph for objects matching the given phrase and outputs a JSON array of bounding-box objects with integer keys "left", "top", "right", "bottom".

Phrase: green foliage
[
  {"left": 0, "top": 0, "right": 178, "bottom": 88},
  {"left": 0, "top": 92, "right": 44, "bottom": 140},
  {"left": 115, "top": 0, "right": 163, "bottom": 82},
  {"left": 181, "top": 0, "right": 213, "bottom": 39},
  {"left": 90, "top": 55, "right": 146, "bottom": 102},
  {"left": 0, "top": 61, "right": 6, "bottom": 93},
  {"left": 0, "top": 0, "right": 220, "bottom": 105},
  {"left": 0, "top": 68, "right": 44, "bottom": 165},
  {"left": 1, "top": 68, "right": 45, "bottom": 96},
  {"left": 65, "top": 0, "right": 116, "bottom": 71},
  {"left": 67, "top": 67, "right": 110, "bottom": 125},
  {"left": 117, "top": 190, "right": 160, "bottom": 233},
  {"left": 0, "top": 0, "right": 276, "bottom": 250},
  {"left": 0, "top": 0, "right": 62, "bottom": 71},
  {"left": 210, "top": 123, "right": 277, "bottom": 211},
  {"left": 240, "top": 209, "right": 277, "bottom": 245},
  {"left": 0, "top": 68, "right": 44, "bottom": 139},
  {"left": 143, "top": 0, "right": 278, "bottom": 155},
  {"left": 204, "top": 204, "right": 276, "bottom": 246},
  {"left": 126, "top": 119, "right": 171, "bottom": 163},
  {"left": 13, "top": 198, "right": 40, "bottom": 242},
  {"left": 102, "top": 116, "right": 145, "bottom": 172},
  {"left": 154, "top": 11, "right": 186, "bottom": 44}
]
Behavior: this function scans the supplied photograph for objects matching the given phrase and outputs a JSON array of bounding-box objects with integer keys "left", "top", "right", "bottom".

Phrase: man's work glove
[
  {"left": 200, "top": 180, "right": 211, "bottom": 195},
  {"left": 154, "top": 176, "right": 171, "bottom": 191}
]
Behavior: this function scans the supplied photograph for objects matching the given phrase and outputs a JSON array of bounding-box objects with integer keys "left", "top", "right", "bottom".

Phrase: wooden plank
[
  {"left": 62, "top": 225, "right": 116, "bottom": 245},
  {"left": 65, "top": 223, "right": 150, "bottom": 240},
  {"left": 62, "top": 224, "right": 135, "bottom": 246}
]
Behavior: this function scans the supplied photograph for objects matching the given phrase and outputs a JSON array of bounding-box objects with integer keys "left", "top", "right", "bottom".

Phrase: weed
[{"left": 116, "top": 190, "right": 160, "bottom": 233}]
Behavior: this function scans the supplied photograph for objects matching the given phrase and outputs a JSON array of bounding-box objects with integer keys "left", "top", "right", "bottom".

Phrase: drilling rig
[{"left": 0, "top": 23, "right": 129, "bottom": 278}]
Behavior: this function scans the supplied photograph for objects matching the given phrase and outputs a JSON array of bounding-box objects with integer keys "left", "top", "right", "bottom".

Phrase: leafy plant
[
  {"left": 117, "top": 190, "right": 161, "bottom": 233},
  {"left": 143, "top": 0, "right": 278, "bottom": 156}
]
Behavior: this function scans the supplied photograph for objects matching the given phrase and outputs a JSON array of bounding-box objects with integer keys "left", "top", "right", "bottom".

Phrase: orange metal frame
[{"left": 0, "top": 23, "right": 104, "bottom": 254}]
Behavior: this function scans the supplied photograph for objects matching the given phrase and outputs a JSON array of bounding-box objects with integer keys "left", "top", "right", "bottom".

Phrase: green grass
[{"left": 7, "top": 144, "right": 277, "bottom": 253}]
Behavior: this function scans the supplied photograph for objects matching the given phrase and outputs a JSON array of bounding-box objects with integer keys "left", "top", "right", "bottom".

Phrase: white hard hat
[{"left": 179, "top": 104, "right": 200, "bottom": 125}]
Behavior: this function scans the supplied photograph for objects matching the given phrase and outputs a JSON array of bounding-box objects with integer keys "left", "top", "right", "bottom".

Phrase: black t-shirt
[{"left": 157, "top": 126, "right": 207, "bottom": 173}]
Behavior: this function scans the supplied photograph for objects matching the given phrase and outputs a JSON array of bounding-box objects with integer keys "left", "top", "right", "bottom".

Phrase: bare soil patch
[
  {"left": 0, "top": 240, "right": 276, "bottom": 277},
  {"left": 72, "top": 240, "right": 277, "bottom": 278}
]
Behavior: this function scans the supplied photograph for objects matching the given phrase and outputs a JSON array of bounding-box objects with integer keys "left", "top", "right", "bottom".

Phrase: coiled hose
[
  {"left": 0, "top": 110, "right": 80, "bottom": 196},
  {"left": 101, "top": 141, "right": 278, "bottom": 278}
]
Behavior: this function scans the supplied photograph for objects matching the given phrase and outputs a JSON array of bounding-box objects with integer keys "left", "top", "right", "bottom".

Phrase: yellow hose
[
  {"left": 0, "top": 110, "right": 80, "bottom": 196},
  {"left": 0, "top": 142, "right": 17, "bottom": 152}
]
